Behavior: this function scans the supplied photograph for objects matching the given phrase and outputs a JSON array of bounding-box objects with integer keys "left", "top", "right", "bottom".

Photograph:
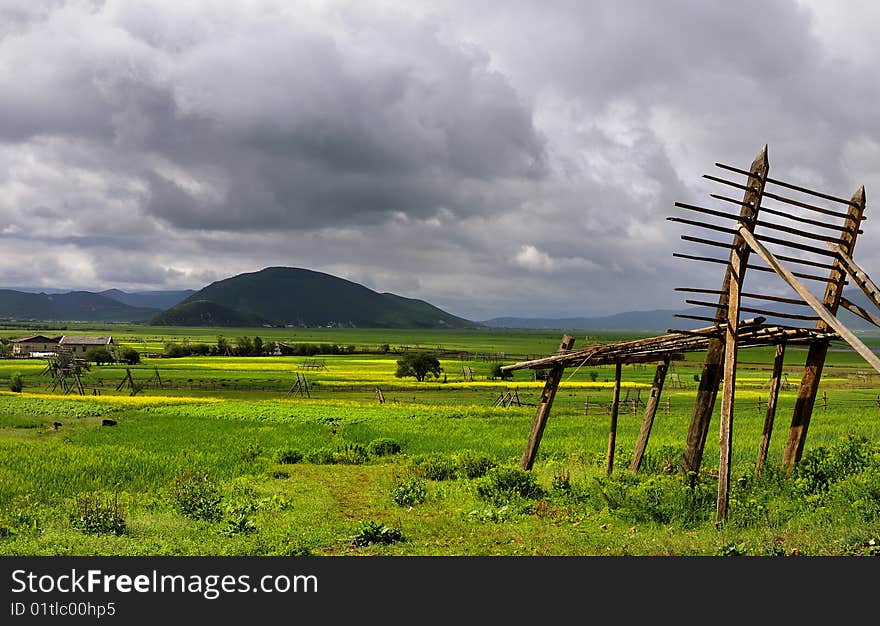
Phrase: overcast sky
[{"left": 2, "top": 0, "right": 879, "bottom": 321}]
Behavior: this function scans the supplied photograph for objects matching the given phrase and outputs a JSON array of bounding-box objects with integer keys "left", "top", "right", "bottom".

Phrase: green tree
[
  {"left": 85, "top": 347, "right": 114, "bottom": 365},
  {"left": 235, "top": 336, "right": 254, "bottom": 356},
  {"left": 216, "top": 335, "right": 230, "bottom": 356},
  {"left": 395, "top": 352, "right": 442, "bottom": 382},
  {"left": 253, "top": 336, "right": 264, "bottom": 356},
  {"left": 490, "top": 363, "right": 513, "bottom": 380},
  {"left": 119, "top": 347, "right": 141, "bottom": 365}
]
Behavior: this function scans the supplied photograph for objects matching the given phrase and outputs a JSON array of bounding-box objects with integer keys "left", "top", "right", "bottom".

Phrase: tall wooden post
[
  {"left": 755, "top": 342, "right": 785, "bottom": 476},
  {"left": 716, "top": 209, "right": 750, "bottom": 524},
  {"left": 630, "top": 356, "right": 671, "bottom": 472},
  {"left": 782, "top": 186, "right": 866, "bottom": 473},
  {"left": 682, "top": 146, "right": 769, "bottom": 475},
  {"left": 519, "top": 334, "right": 575, "bottom": 470},
  {"left": 606, "top": 362, "right": 622, "bottom": 475}
]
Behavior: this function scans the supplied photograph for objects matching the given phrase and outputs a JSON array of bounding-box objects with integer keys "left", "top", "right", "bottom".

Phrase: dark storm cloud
[{"left": 2, "top": 0, "right": 879, "bottom": 318}]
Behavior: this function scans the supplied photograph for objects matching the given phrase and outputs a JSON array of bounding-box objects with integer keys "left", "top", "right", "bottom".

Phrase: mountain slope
[
  {"left": 100, "top": 289, "right": 196, "bottom": 311},
  {"left": 150, "top": 300, "right": 268, "bottom": 327},
  {"left": 0, "top": 290, "right": 160, "bottom": 322},
  {"left": 151, "top": 267, "right": 479, "bottom": 329}
]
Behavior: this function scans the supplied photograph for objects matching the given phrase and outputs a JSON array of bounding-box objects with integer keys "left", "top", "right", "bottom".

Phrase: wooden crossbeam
[
  {"left": 840, "top": 297, "right": 880, "bottom": 329},
  {"left": 825, "top": 242, "right": 880, "bottom": 311},
  {"left": 737, "top": 224, "right": 880, "bottom": 374}
]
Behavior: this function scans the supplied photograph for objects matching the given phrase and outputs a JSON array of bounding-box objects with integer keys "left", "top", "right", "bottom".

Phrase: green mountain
[
  {"left": 0, "top": 289, "right": 159, "bottom": 322},
  {"left": 150, "top": 267, "right": 479, "bottom": 329},
  {"left": 149, "top": 300, "right": 268, "bottom": 327}
]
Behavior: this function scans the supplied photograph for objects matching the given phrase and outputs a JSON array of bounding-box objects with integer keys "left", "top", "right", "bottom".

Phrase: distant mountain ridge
[
  {"left": 0, "top": 289, "right": 160, "bottom": 322},
  {"left": 479, "top": 290, "right": 879, "bottom": 332},
  {"left": 99, "top": 289, "right": 196, "bottom": 311},
  {"left": 151, "top": 267, "right": 480, "bottom": 329}
]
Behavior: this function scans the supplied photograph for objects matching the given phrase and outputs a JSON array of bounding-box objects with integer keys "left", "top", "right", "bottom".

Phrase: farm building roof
[
  {"left": 59, "top": 336, "right": 113, "bottom": 345},
  {"left": 10, "top": 335, "right": 62, "bottom": 343}
]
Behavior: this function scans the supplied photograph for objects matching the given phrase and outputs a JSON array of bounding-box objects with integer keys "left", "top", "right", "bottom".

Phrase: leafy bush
[
  {"left": 332, "top": 443, "right": 369, "bottom": 465},
  {"left": 118, "top": 347, "right": 141, "bottom": 364},
  {"left": 454, "top": 450, "right": 497, "bottom": 479},
  {"left": 351, "top": 521, "right": 404, "bottom": 546},
  {"left": 219, "top": 504, "right": 258, "bottom": 536},
  {"left": 9, "top": 373, "right": 23, "bottom": 393},
  {"left": 305, "top": 447, "right": 336, "bottom": 464},
  {"left": 277, "top": 449, "right": 304, "bottom": 464},
  {"left": 84, "top": 347, "right": 114, "bottom": 365},
  {"left": 368, "top": 438, "right": 401, "bottom": 457},
  {"left": 304, "top": 444, "right": 369, "bottom": 465},
  {"left": 390, "top": 476, "right": 427, "bottom": 507},
  {"left": 551, "top": 470, "right": 572, "bottom": 493},
  {"left": 70, "top": 493, "right": 126, "bottom": 535},
  {"left": 590, "top": 473, "right": 715, "bottom": 527},
  {"left": 411, "top": 453, "right": 457, "bottom": 480},
  {"left": 475, "top": 466, "right": 544, "bottom": 505},
  {"left": 240, "top": 443, "right": 263, "bottom": 463},
  {"left": 172, "top": 471, "right": 223, "bottom": 521},
  {"left": 794, "top": 436, "right": 876, "bottom": 497}
]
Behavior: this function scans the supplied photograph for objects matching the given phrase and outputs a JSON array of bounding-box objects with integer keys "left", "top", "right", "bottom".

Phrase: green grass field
[{"left": 2, "top": 326, "right": 880, "bottom": 556}]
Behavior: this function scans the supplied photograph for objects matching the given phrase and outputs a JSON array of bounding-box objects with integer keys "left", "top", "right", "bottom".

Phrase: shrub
[
  {"left": 590, "top": 473, "right": 715, "bottom": 527},
  {"left": 454, "top": 450, "right": 498, "bottom": 479},
  {"left": 305, "top": 448, "right": 336, "bottom": 464},
  {"left": 332, "top": 443, "right": 369, "bottom": 465},
  {"left": 794, "top": 436, "right": 876, "bottom": 497},
  {"left": 219, "top": 504, "right": 258, "bottom": 536},
  {"left": 9, "top": 373, "right": 23, "bottom": 393},
  {"left": 172, "top": 471, "right": 223, "bottom": 521},
  {"left": 368, "top": 438, "right": 401, "bottom": 457},
  {"left": 351, "top": 521, "right": 404, "bottom": 546},
  {"left": 70, "top": 493, "right": 126, "bottom": 536},
  {"left": 240, "top": 443, "right": 263, "bottom": 463},
  {"left": 411, "top": 453, "right": 457, "bottom": 480},
  {"left": 118, "top": 347, "right": 141, "bottom": 364},
  {"left": 390, "top": 476, "right": 427, "bottom": 507},
  {"left": 84, "top": 347, "right": 114, "bottom": 365},
  {"left": 475, "top": 466, "right": 544, "bottom": 505},
  {"left": 277, "top": 449, "right": 303, "bottom": 464}
]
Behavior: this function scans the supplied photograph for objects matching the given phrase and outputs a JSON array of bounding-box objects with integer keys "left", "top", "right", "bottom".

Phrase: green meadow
[{"left": 1, "top": 326, "right": 880, "bottom": 556}]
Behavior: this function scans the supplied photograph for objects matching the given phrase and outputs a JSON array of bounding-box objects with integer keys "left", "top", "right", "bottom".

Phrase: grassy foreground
[{"left": 1, "top": 328, "right": 880, "bottom": 556}]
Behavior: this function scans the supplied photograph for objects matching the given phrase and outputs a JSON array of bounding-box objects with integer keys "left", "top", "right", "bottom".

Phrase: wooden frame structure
[{"left": 502, "top": 145, "right": 880, "bottom": 523}]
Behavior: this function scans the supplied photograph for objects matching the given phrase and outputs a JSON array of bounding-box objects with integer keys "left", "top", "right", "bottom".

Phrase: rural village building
[
  {"left": 10, "top": 335, "right": 62, "bottom": 357},
  {"left": 58, "top": 336, "right": 115, "bottom": 356}
]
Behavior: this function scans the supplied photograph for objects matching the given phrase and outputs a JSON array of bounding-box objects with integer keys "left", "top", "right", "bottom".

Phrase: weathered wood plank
[
  {"left": 606, "top": 362, "right": 622, "bottom": 476},
  {"left": 519, "top": 334, "right": 575, "bottom": 470},
  {"left": 781, "top": 186, "right": 866, "bottom": 472},
  {"left": 716, "top": 203, "right": 750, "bottom": 524},
  {"left": 756, "top": 342, "right": 786, "bottom": 476},
  {"left": 826, "top": 242, "right": 880, "bottom": 311},
  {"left": 682, "top": 146, "right": 768, "bottom": 475},
  {"left": 840, "top": 297, "right": 880, "bottom": 329},
  {"left": 737, "top": 223, "right": 880, "bottom": 373},
  {"left": 630, "top": 357, "right": 671, "bottom": 472}
]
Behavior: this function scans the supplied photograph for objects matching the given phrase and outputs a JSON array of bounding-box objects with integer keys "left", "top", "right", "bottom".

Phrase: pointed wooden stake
[
  {"left": 519, "top": 334, "right": 575, "bottom": 470},
  {"left": 630, "top": 357, "right": 671, "bottom": 472},
  {"left": 606, "top": 362, "right": 622, "bottom": 475},
  {"left": 682, "top": 145, "right": 768, "bottom": 475},
  {"left": 756, "top": 342, "right": 786, "bottom": 476}
]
